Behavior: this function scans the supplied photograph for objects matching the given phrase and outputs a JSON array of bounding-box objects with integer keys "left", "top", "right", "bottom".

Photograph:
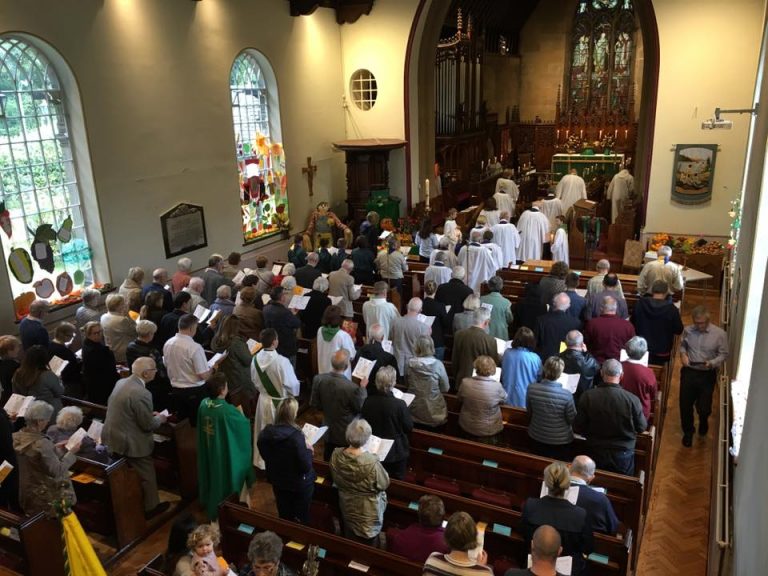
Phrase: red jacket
[
  {"left": 620, "top": 361, "right": 658, "bottom": 420},
  {"left": 584, "top": 315, "right": 636, "bottom": 363}
]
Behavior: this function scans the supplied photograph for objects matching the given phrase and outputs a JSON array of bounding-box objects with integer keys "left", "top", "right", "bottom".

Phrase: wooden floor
[{"left": 111, "top": 293, "right": 721, "bottom": 576}]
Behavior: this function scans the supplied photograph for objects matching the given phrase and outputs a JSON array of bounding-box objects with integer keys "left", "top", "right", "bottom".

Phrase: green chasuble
[{"left": 196, "top": 398, "right": 256, "bottom": 519}]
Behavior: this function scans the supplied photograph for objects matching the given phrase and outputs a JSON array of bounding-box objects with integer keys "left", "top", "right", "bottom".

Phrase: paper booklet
[
  {"left": 329, "top": 295, "right": 343, "bottom": 306},
  {"left": 416, "top": 314, "right": 435, "bottom": 326},
  {"left": 620, "top": 349, "right": 649, "bottom": 366},
  {"left": 0, "top": 461, "right": 13, "bottom": 485},
  {"left": 557, "top": 373, "right": 581, "bottom": 394},
  {"left": 246, "top": 339, "right": 262, "bottom": 355},
  {"left": 381, "top": 339, "right": 393, "bottom": 354},
  {"left": 48, "top": 355, "right": 69, "bottom": 377},
  {"left": 495, "top": 338, "right": 512, "bottom": 357},
  {"left": 379, "top": 230, "right": 392, "bottom": 239},
  {"left": 272, "top": 264, "right": 283, "bottom": 276},
  {"left": 480, "top": 302, "right": 493, "bottom": 312},
  {"left": 473, "top": 367, "right": 502, "bottom": 382},
  {"left": 540, "top": 481, "right": 580, "bottom": 505},
  {"left": 4, "top": 394, "right": 34, "bottom": 418},
  {"left": 575, "top": 288, "right": 587, "bottom": 297},
  {"left": 391, "top": 387, "right": 415, "bottom": 407},
  {"left": 363, "top": 434, "right": 394, "bottom": 461},
  {"left": 261, "top": 294, "right": 271, "bottom": 306},
  {"left": 399, "top": 246, "right": 412, "bottom": 256},
  {"left": 193, "top": 304, "right": 220, "bottom": 324},
  {"left": 288, "top": 295, "right": 310, "bottom": 310},
  {"left": 86, "top": 419, "right": 103, "bottom": 444},
  {"left": 65, "top": 427, "right": 88, "bottom": 452},
  {"left": 302, "top": 423, "right": 328, "bottom": 446},
  {"left": 527, "top": 554, "right": 572, "bottom": 575},
  {"left": 207, "top": 351, "right": 228, "bottom": 369},
  {"left": 232, "top": 270, "right": 246, "bottom": 285},
  {"left": 352, "top": 357, "right": 376, "bottom": 381}
]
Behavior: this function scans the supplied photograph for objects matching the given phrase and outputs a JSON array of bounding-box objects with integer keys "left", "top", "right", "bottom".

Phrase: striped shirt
[{"left": 423, "top": 553, "right": 494, "bottom": 576}]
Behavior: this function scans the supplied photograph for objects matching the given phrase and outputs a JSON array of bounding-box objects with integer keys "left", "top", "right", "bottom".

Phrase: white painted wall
[
  {"left": 644, "top": 0, "right": 764, "bottom": 236},
  {"left": 0, "top": 0, "right": 346, "bottom": 334}
]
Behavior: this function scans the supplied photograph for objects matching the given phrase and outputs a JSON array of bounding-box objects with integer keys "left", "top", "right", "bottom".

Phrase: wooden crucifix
[{"left": 302, "top": 156, "right": 318, "bottom": 197}]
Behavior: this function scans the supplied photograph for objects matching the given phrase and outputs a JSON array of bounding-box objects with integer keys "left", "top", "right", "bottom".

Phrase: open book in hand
[
  {"left": 65, "top": 427, "right": 88, "bottom": 452},
  {"left": 288, "top": 295, "right": 310, "bottom": 310},
  {"left": 86, "top": 419, "right": 104, "bottom": 445},
  {"left": 362, "top": 434, "right": 394, "bottom": 461},
  {"left": 329, "top": 295, "right": 343, "bottom": 306},
  {"left": 193, "top": 304, "right": 220, "bottom": 324},
  {"left": 302, "top": 423, "right": 328, "bottom": 446},
  {"left": 391, "top": 387, "right": 415, "bottom": 407},
  {"left": 540, "top": 480, "right": 580, "bottom": 505},
  {"left": 557, "top": 373, "right": 581, "bottom": 394},
  {"left": 528, "top": 554, "right": 572, "bottom": 575},
  {"left": 4, "top": 394, "right": 34, "bottom": 418},
  {"left": 207, "top": 351, "right": 228, "bottom": 369},
  {"left": 48, "top": 355, "right": 69, "bottom": 378},
  {"left": 495, "top": 338, "right": 512, "bottom": 357},
  {"left": 352, "top": 357, "right": 376, "bottom": 381},
  {"left": 246, "top": 339, "right": 262, "bottom": 355},
  {"left": 416, "top": 314, "right": 435, "bottom": 326}
]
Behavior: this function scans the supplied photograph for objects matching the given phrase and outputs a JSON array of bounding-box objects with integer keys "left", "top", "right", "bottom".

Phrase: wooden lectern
[{"left": 569, "top": 199, "right": 599, "bottom": 264}]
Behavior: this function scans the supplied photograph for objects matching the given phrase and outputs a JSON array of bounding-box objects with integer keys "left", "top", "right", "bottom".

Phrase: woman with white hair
[
  {"left": 452, "top": 294, "right": 482, "bottom": 332},
  {"left": 13, "top": 400, "right": 81, "bottom": 515},
  {"left": 100, "top": 293, "right": 137, "bottom": 363},
  {"left": 209, "top": 285, "right": 236, "bottom": 318},
  {"left": 330, "top": 418, "right": 390, "bottom": 544},
  {"left": 47, "top": 406, "right": 109, "bottom": 463},
  {"left": 126, "top": 320, "right": 171, "bottom": 411}
]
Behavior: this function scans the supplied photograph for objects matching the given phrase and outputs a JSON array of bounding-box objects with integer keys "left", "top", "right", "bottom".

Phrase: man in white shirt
[
  {"left": 458, "top": 229, "right": 498, "bottom": 293},
  {"left": 556, "top": 169, "right": 588, "bottom": 214},
  {"left": 163, "top": 313, "right": 211, "bottom": 422},
  {"left": 491, "top": 211, "right": 520, "bottom": 268},
  {"left": 252, "top": 328, "right": 301, "bottom": 468},
  {"left": 362, "top": 281, "right": 400, "bottom": 342},
  {"left": 424, "top": 252, "right": 452, "bottom": 288},
  {"left": 637, "top": 245, "right": 684, "bottom": 295}
]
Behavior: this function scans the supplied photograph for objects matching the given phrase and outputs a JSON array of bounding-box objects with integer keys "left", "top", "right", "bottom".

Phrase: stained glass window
[
  {"left": 230, "top": 51, "right": 289, "bottom": 243},
  {"left": 566, "top": 0, "right": 635, "bottom": 118},
  {"left": 0, "top": 36, "right": 94, "bottom": 314}
]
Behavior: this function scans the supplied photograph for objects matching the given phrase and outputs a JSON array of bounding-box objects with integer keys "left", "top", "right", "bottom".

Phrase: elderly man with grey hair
[
  {"left": 435, "top": 266, "right": 474, "bottom": 323},
  {"left": 637, "top": 244, "right": 684, "bottom": 295},
  {"left": 452, "top": 307, "right": 499, "bottom": 388},
  {"left": 330, "top": 418, "right": 390, "bottom": 543},
  {"left": 429, "top": 236, "right": 459, "bottom": 269},
  {"left": 560, "top": 329, "right": 600, "bottom": 402},
  {"left": 295, "top": 251, "right": 323, "bottom": 289},
  {"left": 75, "top": 288, "right": 102, "bottom": 329},
  {"left": 311, "top": 348, "right": 367, "bottom": 460},
  {"left": 458, "top": 229, "right": 498, "bottom": 293},
  {"left": 584, "top": 295, "right": 636, "bottom": 363},
  {"left": 569, "top": 455, "right": 619, "bottom": 535},
  {"left": 390, "top": 298, "right": 431, "bottom": 374},
  {"left": 575, "top": 359, "right": 647, "bottom": 475},
  {"left": 620, "top": 336, "right": 658, "bottom": 420},
  {"left": 535, "top": 292, "right": 580, "bottom": 361},
  {"left": 141, "top": 268, "right": 173, "bottom": 312},
  {"left": 19, "top": 299, "right": 50, "bottom": 351},
  {"left": 362, "top": 366, "right": 413, "bottom": 479},
  {"left": 480, "top": 275, "right": 514, "bottom": 340},
  {"left": 182, "top": 276, "right": 207, "bottom": 311},
  {"left": 587, "top": 259, "right": 625, "bottom": 299},
  {"left": 355, "top": 323, "right": 399, "bottom": 389},
  {"left": 244, "top": 530, "right": 293, "bottom": 576},
  {"left": 103, "top": 357, "right": 169, "bottom": 519},
  {"left": 210, "top": 284, "right": 235, "bottom": 318},
  {"left": 13, "top": 400, "right": 80, "bottom": 515},
  {"left": 328, "top": 258, "right": 361, "bottom": 319}
]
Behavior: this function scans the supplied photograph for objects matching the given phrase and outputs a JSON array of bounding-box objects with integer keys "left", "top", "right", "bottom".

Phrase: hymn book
[
  {"left": 246, "top": 339, "right": 262, "bottom": 355},
  {"left": 495, "top": 338, "right": 513, "bottom": 356},
  {"left": 391, "top": 387, "right": 415, "bottom": 407},
  {"left": 207, "top": 351, "right": 228, "bottom": 369},
  {"left": 86, "top": 420, "right": 103, "bottom": 444},
  {"left": 329, "top": 295, "right": 343, "bottom": 305},
  {"left": 288, "top": 295, "right": 310, "bottom": 310},
  {"left": 381, "top": 340, "right": 393, "bottom": 354},
  {"left": 352, "top": 357, "right": 376, "bottom": 381},
  {"left": 416, "top": 314, "right": 435, "bottom": 326},
  {"left": 540, "top": 481, "right": 580, "bottom": 505},
  {"left": 4, "top": 394, "right": 34, "bottom": 418},
  {"left": 193, "top": 305, "right": 220, "bottom": 324},
  {"left": 528, "top": 555, "right": 572, "bottom": 575},
  {"left": 557, "top": 373, "right": 581, "bottom": 394},
  {"left": 48, "top": 355, "right": 69, "bottom": 378},
  {"left": 302, "top": 423, "right": 329, "bottom": 446},
  {"left": 272, "top": 264, "right": 283, "bottom": 276},
  {"left": 363, "top": 434, "right": 394, "bottom": 461},
  {"left": 65, "top": 427, "right": 88, "bottom": 452},
  {"left": 232, "top": 270, "right": 246, "bottom": 285},
  {"left": 619, "top": 349, "right": 649, "bottom": 366}
]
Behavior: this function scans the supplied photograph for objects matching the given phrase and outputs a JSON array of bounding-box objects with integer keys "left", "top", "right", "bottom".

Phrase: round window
[{"left": 350, "top": 69, "right": 378, "bottom": 111}]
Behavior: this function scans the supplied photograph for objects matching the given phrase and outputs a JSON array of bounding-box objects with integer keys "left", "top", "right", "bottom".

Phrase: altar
[{"left": 551, "top": 153, "right": 625, "bottom": 181}]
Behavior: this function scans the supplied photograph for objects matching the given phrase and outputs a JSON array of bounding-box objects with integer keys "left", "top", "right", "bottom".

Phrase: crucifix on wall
[{"left": 302, "top": 156, "right": 318, "bottom": 197}]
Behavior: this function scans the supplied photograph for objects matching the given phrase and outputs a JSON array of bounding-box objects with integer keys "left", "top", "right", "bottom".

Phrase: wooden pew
[
  {"left": 218, "top": 499, "right": 423, "bottom": 576},
  {"left": 0, "top": 510, "right": 66, "bottom": 576},
  {"left": 137, "top": 553, "right": 165, "bottom": 576},
  {"left": 311, "top": 460, "right": 632, "bottom": 576}
]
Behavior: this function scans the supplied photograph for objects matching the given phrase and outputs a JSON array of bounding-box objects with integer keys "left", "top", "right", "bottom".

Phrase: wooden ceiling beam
[{"left": 286, "top": 0, "right": 374, "bottom": 24}]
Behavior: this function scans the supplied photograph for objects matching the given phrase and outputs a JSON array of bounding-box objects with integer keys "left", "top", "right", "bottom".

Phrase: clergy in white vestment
[
  {"left": 556, "top": 169, "right": 587, "bottom": 213},
  {"left": 491, "top": 212, "right": 520, "bottom": 267},
  {"left": 458, "top": 229, "right": 498, "bottom": 293},
  {"left": 252, "top": 328, "right": 301, "bottom": 469},
  {"left": 425, "top": 252, "right": 453, "bottom": 288},
  {"left": 494, "top": 177, "right": 519, "bottom": 217},
  {"left": 606, "top": 168, "right": 634, "bottom": 223},
  {"left": 479, "top": 196, "right": 501, "bottom": 227},
  {"left": 550, "top": 215, "right": 570, "bottom": 266},
  {"left": 316, "top": 305, "right": 356, "bottom": 378},
  {"left": 516, "top": 203, "right": 551, "bottom": 262},
  {"left": 443, "top": 208, "right": 462, "bottom": 247},
  {"left": 540, "top": 194, "right": 565, "bottom": 229},
  {"left": 482, "top": 229, "right": 505, "bottom": 271}
]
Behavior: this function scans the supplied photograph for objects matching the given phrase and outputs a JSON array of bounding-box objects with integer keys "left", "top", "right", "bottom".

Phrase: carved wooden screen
[{"left": 566, "top": 0, "right": 635, "bottom": 122}]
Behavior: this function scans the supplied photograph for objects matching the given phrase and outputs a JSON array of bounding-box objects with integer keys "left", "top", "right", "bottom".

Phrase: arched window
[
  {"left": 567, "top": 0, "right": 636, "bottom": 119},
  {"left": 0, "top": 36, "right": 95, "bottom": 314},
  {"left": 230, "top": 51, "right": 288, "bottom": 244}
]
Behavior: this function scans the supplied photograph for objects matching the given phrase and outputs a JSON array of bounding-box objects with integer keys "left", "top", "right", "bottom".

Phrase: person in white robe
[
  {"left": 316, "top": 306, "right": 356, "bottom": 379},
  {"left": 556, "top": 169, "right": 587, "bottom": 214},
  {"left": 491, "top": 212, "right": 520, "bottom": 267},
  {"left": 606, "top": 168, "right": 634, "bottom": 223},
  {"left": 429, "top": 239, "right": 459, "bottom": 269},
  {"left": 479, "top": 197, "right": 500, "bottom": 228},
  {"left": 516, "top": 203, "right": 551, "bottom": 262},
  {"left": 458, "top": 229, "right": 498, "bottom": 293},
  {"left": 493, "top": 177, "right": 519, "bottom": 218},
  {"left": 482, "top": 229, "right": 505, "bottom": 272},
  {"left": 540, "top": 194, "right": 565, "bottom": 229},
  {"left": 443, "top": 208, "right": 462, "bottom": 247},
  {"left": 424, "top": 252, "right": 452, "bottom": 287},
  {"left": 550, "top": 215, "right": 569, "bottom": 266},
  {"left": 251, "top": 328, "right": 301, "bottom": 469}
]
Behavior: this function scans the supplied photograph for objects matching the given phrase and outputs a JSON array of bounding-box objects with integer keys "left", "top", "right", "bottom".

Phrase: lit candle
[
  {"left": 580, "top": 129, "right": 584, "bottom": 139},
  {"left": 425, "top": 178, "right": 430, "bottom": 211},
  {"left": 599, "top": 129, "right": 603, "bottom": 139},
  {"left": 481, "top": 161, "right": 484, "bottom": 171},
  {"left": 557, "top": 129, "right": 561, "bottom": 141},
  {"left": 566, "top": 129, "right": 570, "bottom": 139},
  {"left": 625, "top": 129, "right": 628, "bottom": 140},
  {"left": 614, "top": 129, "right": 618, "bottom": 138}
]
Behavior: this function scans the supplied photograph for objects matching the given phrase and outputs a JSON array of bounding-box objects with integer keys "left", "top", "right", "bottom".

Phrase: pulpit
[{"left": 332, "top": 139, "right": 407, "bottom": 223}]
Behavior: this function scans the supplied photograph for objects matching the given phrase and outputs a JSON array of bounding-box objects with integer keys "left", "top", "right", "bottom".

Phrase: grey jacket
[
  {"left": 12, "top": 370, "right": 64, "bottom": 423},
  {"left": 102, "top": 375, "right": 162, "bottom": 458},
  {"left": 13, "top": 428, "right": 76, "bottom": 515},
  {"left": 391, "top": 315, "right": 430, "bottom": 374},
  {"left": 330, "top": 448, "right": 389, "bottom": 539},
  {"left": 526, "top": 379, "right": 577, "bottom": 445},
  {"left": 328, "top": 269, "right": 358, "bottom": 318},
  {"left": 310, "top": 373, "right": 367, "bottom": 447},
  {"left": 457, "top": 376, "right": 507, "bottom": 437},
  {"left": 406, "top": 357, "right": 450, "bottom": 426}
]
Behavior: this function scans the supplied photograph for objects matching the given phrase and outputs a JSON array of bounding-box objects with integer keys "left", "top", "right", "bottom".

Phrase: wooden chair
[{"left": 622, "top": 239, "right": 645, "bottom": 274}]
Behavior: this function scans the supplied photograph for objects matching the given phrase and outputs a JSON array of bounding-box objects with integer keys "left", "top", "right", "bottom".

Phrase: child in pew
[{"left": 188, "top": 523, "right": 235, "bottom": 576}]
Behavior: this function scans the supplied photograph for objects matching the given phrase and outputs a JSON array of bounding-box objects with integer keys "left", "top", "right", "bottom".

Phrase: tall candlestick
[
  {"left": 566, "top": 129, "right": 570, "bottom": 139},
  {"left": 624, "top": 129, "right": 628, "bottom": 140},
  {"left": 481, "top": 161, "right": 484, "bottom": 171},
  {"left": 425, "top": 178, "right": 430, "bottom": 212},
  {"left": 557, "top": 129, "right": 561, "bottom": 141},
  {"left": 614, "top": 128, "right": 618, "bottom": 138},
  {"left": 599, "top": 129, "right": 603, "bottom": 139},
  {"left": 580, "top": 129, "right": 584, "bottom": 139}
]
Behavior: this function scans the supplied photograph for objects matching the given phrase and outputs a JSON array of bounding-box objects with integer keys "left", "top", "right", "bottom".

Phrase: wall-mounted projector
[{"left": 701, "top": 118, "right": 733, "bottom": 130}]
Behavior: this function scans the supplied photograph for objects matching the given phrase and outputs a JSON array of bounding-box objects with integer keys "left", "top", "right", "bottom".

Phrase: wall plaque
[{"left": 161, "top": 203, "right": 208, "bottom": 258}]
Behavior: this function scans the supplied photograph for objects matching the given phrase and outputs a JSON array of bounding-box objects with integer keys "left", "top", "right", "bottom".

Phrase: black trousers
[
  {"left": 273, "top": 484, "right": 314, "bottom": 524},
  {"left": 382, "top": 458, "right": 408, "bottom": 480},
  {"left": 170, "top": 385, "right": 206, "bottom": 426},
  {"left": 680, "top": 367, "right": 717, "bottom": 436}
]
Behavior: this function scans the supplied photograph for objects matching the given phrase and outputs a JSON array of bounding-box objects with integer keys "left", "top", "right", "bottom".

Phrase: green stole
[{"left": 253, "top": 356, "right": 284, "bottom": 409}]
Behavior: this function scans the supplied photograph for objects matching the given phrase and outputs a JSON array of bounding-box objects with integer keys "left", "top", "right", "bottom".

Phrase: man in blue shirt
[{"left": 19, "top": 300, "right": 49, "bottom": 350}]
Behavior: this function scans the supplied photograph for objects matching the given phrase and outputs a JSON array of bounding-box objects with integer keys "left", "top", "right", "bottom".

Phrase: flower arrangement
[{"left": 649, "top": 233, "right": 724, "bottom": 255}]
